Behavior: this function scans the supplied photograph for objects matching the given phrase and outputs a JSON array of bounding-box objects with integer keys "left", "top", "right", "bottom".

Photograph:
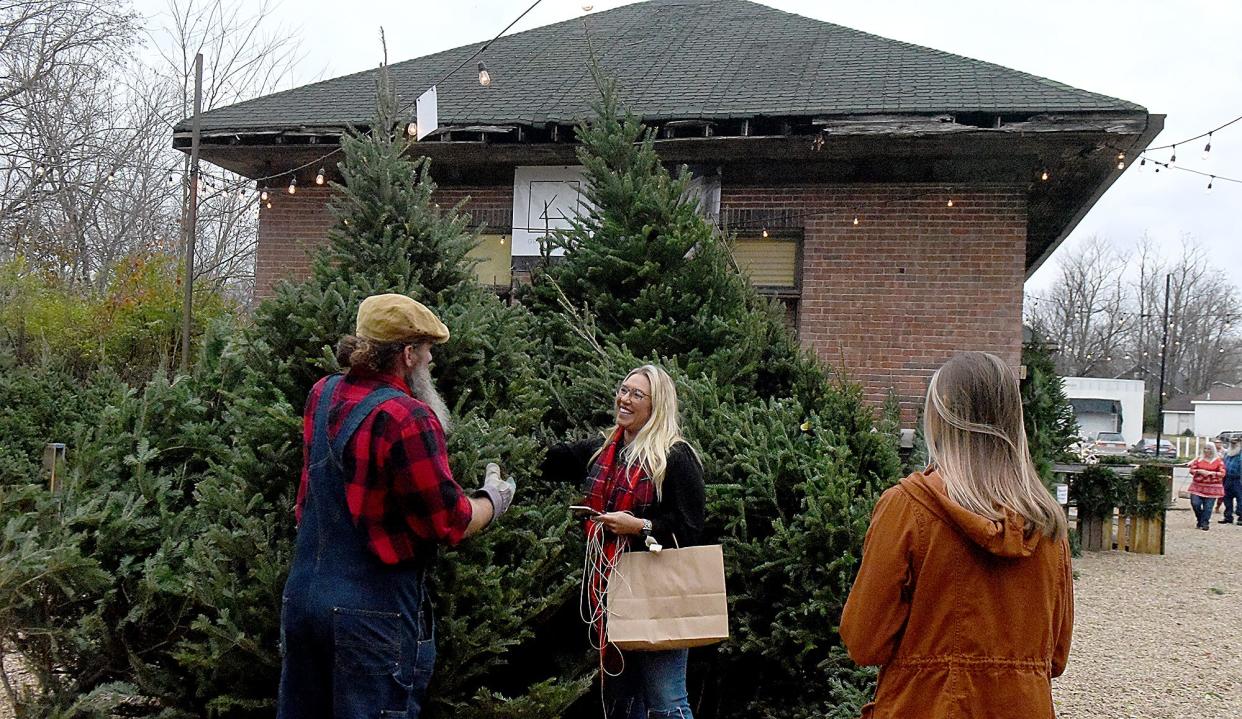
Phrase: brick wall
[
  {"left": 722, "top": 184, "right": 1027, "bottom": 419},
  {"left": 255, "top": 179, "right": 1025, "bottom": 420},
  {"left": 254, "top": 184, "right": 514, "bottom": 298}
]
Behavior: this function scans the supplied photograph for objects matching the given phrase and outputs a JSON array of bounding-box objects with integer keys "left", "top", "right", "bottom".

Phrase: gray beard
[{"left": 408, "top": 364, "right": 452, "bottom": 435}]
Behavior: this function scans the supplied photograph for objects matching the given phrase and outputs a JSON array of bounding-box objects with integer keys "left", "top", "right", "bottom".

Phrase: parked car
[
  {"left": 1090, "top": 431, "right": 1129, "bottom": 456},
  {"left": 1215, "top": 430, "right": 1242, "bottom": 445},
  {"left": 1132, "top": 438, "right": 1177, "bottom": 459}
]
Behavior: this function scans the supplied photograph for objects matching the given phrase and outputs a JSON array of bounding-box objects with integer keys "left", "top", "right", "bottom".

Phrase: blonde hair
[
  {"left": 924, "top": 352, "right": 1068, "bottom": 539},
  {"left": 600, "top": 365, "right": 700, "bottom": 499}
]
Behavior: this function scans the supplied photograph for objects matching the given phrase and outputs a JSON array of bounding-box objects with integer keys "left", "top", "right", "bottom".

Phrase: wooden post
[
  {"left": 181, "top": 53, "right": 203, "bottom": 374},
  {"left": 42, "top": 443, "right": 66, "bottom": 493}
]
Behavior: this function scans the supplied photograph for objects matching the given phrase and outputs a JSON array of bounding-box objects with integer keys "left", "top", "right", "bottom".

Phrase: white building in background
[
  {"left": 1163, "top": 384, "right": 1242, "bottom": 438},
  {"left": 1062, "top": 377, "right": 1146, "bottom": 446}
]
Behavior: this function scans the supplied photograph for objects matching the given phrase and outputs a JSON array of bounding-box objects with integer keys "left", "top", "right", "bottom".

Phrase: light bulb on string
[
  {"left": 1169, "top": 145, "right": 1177, "bottom": 166},
  {"left": 406, "top": 120, "right": 417, "bottom": 137},
  {"left": 1206, "top": 176, "right": 1214, "bottom": 193},
  {"left": 1202, "top": 133, "right": 1212, "bottom": 160},
  {"left": 762, "top": 228, "right": 769, "bottom": 238},
  {"left": 1138, "top": 157, "right": 1146, "bottom": 172},
  {"left": 315, "top": 167, "right": 325, "bottom": 185},
  {"left": 1040, "top": 169, "right": 1049, "bottom": 181},
  {"left": 259, "top": 185, "right": 269, "bottom": 202},
  {"left": 265, "top": 200, "right": 272, "bottom": 209},
  {"left": 287, "top": 177, "right": 297, "bottom": 195},
  {"left": 946, "top": 198, "right": 954, "bottom": 207},
  {"left": 477, "top": 61, "right": 492, "bottom": 87},
  {"left": 853, "top": 216, "right": 860, "bottom": 226}
]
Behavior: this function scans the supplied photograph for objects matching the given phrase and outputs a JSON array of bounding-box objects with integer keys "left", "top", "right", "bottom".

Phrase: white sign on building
[{"left": 510, "top": 166, "right": 590, "bottom": 256}]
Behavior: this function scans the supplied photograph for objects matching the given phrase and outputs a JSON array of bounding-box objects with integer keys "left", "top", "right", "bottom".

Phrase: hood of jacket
[{"left": 899, "top": 470, "right": 1040, "bottom": 558}]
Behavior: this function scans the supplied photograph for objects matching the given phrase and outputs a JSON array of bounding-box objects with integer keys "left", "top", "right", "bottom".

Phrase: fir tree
[
  {"left": 1021, "top": 333, "right": 1079, "bottom": 487},
  {"left": 523, "top": 75, "right": 902, "bottom": 718}
]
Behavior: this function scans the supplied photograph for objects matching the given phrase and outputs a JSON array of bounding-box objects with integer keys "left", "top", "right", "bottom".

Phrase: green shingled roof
[{"left": 182, "top": 0, "right": 1144, "bottom": 134}]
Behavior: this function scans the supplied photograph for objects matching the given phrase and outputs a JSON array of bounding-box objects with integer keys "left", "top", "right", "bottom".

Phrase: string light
[
  {"left": 265, "top": 200, "right": 272, "bottom": 209},
  {"left": 762, "top": 228, "right": 769, "bottom": 238},
  {"left": 478, "top": 61, "right": 492, "bottom": 87},
  {"left": 287, "top": 177, "right": 297, "bottom": 195},
  {"left": 315, "top": 167, "right": 326, "bottom": 185},
  {"left": 259, "top": 185, "right": 269, "bottom": 202},
  {"left": 853, "top": 216, "right": 860, "bottom": 226},
  {"left": 946, "top": 198, "right": 954, "bottom": 207},
  {"left": 406, "top": 120, "right": 418, "bottom": 137},
  {"left": 1168, "top": 145, "right": 1177, "bottom": 166},
  {"left": 1040, "top": 169, "right": 1049, "bottom": 181},
  {"left": 1202, "top": 133, "right": 1212, "bottom": 160},
  {"left": 1207, "top": 176, "right": 1214, "bottom": 193}
]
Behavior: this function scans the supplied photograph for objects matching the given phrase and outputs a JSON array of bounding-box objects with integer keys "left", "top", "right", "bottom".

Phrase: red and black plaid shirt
[{"left": 296, "top": 368, "right": 472, "bottom": 564}]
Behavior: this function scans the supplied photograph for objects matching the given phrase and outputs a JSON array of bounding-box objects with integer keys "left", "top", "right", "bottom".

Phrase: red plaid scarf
[{"left": 583, "top": 428, "right": 656, "bottom": 662}]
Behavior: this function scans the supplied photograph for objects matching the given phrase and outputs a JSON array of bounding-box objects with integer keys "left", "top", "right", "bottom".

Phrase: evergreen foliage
[
  {"left": 525, "top": 75, "right": 901, "bottom": 718},
  {"left": 1021, "top": 335, "right": 1080, "bottom": 487},
  {"left": 1, "top": 68, "right": 904, "bottom": 719}
]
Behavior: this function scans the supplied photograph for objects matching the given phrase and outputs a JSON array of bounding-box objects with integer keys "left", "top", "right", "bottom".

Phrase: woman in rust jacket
[{"left": 841, "top": 352, "right": 1074, "bottom": 718}]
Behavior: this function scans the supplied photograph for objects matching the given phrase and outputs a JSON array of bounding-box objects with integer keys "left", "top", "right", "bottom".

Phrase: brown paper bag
[{"left": 606, "top": 544, "right": 729, "bottom": 651}]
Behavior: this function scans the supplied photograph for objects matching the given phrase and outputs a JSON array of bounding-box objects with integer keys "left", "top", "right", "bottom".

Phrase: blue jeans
[
  {"left": 1224, "top": 478, "right": 1242, "bottom": 522},
  {"left": 606, "top": 648, "right": 694, "bottom": 718},
  {"left": 1190, "top": 494, "right": 1216, "bottom": 528}
]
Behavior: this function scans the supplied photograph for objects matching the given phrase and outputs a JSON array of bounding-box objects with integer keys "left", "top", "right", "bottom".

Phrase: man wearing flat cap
[{"left": 277, "top": 293, "right": 515, "bottom": 719}]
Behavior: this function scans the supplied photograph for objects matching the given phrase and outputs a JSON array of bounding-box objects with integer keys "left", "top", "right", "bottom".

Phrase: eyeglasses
[{"left": 616, "top": 385, "right": 649, "bottom": 402}]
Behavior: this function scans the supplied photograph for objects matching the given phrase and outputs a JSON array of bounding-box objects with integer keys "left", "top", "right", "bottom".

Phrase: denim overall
[{"left": 277, "top": 374, "right": 437, "bottom": 719}]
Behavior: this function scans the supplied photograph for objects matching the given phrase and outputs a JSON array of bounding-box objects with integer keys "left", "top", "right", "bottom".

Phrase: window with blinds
[
  {"left": 732, "top": 236, "right": 799, "bottom": 289},
  {"left": 469, "top": 234, "right": 512, "bottom": 288},
  {"left": 732, "top": 233, "right": 801, "bottom": 333}
]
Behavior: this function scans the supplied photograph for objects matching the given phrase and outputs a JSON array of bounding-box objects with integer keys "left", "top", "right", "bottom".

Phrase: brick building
[{"left": 175, "top": 0, "right": 1161, "bottom": 416}]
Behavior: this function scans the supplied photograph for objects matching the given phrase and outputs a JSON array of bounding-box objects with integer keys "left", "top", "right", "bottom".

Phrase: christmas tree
[{"left": 524, "top": 74, "right": 902, "bottom": 718}]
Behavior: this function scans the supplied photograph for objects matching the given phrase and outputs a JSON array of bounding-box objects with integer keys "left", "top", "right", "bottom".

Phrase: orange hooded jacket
[{"left": 840, "top": 470, "right": 1073, "bottom": 718}]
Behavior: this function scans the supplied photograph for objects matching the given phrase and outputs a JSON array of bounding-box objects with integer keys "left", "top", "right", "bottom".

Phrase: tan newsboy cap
[{"left": 355, "top": 294, "right": 450, "bottom": 344}]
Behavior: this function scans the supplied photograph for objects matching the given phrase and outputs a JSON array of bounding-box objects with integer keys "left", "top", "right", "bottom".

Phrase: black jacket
[{"left": 542, "top": 437, "right": 706, "bottom": 547}]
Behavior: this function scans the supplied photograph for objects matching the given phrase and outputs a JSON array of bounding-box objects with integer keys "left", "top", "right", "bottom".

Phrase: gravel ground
[
  {"left": 1053, "top": 505, "right": 1242, "bottom": 719},
  {"left": 3, "top": 506, "right": 1238, "bottom": 718}
]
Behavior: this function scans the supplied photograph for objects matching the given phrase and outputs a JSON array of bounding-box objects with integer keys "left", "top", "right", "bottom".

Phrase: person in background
[
  {"left": 542, "top": 364, "right": 705, "bottom": 719},
  {"left": 277, "top": 294, "right": 516, "bottom": 719},
  {"left": 1218, "top": 438, "right": 1241, "bottom": 525},
  {"left": 1187, "top": 442, "right": 1225, "bottom": 531},
  {"left": 840, "top": 351, "right": 1072, "bottom": 718}
]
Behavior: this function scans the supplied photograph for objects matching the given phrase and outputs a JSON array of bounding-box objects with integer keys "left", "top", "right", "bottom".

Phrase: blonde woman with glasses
[
  {"left": 841, "top": 352, "right": 1073, "bottom": 719},
  {"left": 542, "top": 364, "right": 705, "bottom": 719}
]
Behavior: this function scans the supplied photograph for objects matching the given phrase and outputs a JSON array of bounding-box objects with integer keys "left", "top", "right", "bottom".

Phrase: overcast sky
[{"left": 137, "top": 0, "right": 1241, "bottom": 293}]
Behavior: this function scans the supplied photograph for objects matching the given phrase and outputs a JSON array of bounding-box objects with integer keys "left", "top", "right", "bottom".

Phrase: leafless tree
[
  {"left": 0, "top": 0, "right": 302, "bottom": 298},
  {"left": 1025, "top": 236, "right": 1134, "bottom": 376},
  {"left": 1026, "top": 234, "right": 1242, "bottom": 408}
]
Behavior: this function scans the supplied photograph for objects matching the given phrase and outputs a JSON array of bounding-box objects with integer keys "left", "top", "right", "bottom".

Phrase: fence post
[{"left": 42, "top": 442, "right": 67, "bottom": 493}]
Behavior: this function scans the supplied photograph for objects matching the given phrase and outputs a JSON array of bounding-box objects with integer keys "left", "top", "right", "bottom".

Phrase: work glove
[{"left": 474, "top": 463, "right": 516, "bottom": 522}]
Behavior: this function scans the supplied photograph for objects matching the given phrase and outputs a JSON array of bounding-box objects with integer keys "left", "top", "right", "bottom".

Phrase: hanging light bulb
[
  {"left": 315, "top": 167, "right": 326, "bottom": 185},
  {"left": 946, "top": 198, "right": 954, "bottom": 207},
  {"left": 477, "top": 61, "right": 492, "bottom": 87},
  {"left": 1202, "top": 133, "right": 1212, "bottom": 160},
  {"left": 1139, "top": 157, "right": 1146, "bottom": 172},
  {"left": 265, "top": 200, "right": 272, "bottom": 209},
  {"left": 1116, "top": 158, "right": 1125, "bottom": 170},
  {"left": 761, "top": 228, "right": 769, "bottom": 238},
  {"left": 287, "top": 177, "right": 297, "bottom": 195},
  {"left": 1040, "top": 169, "right": 1049, "bottom": 181},
  {"left": 1169, "top": 145, "right": 1177, "bottom": 166},
  {"left": 406, "top": 120, "right": 418, "bottom": 137},
  {"left": 259, "top": 185, "right": 269, "bottom": 202},
  {"left": 853, "top": 216, "right": 860, "bottom": 226},
  {"left": 1206, "top": 176, "right": 1214, "bottom": 193}
]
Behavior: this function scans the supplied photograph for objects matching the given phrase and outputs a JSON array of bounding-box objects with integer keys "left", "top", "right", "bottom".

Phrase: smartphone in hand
[{"left": 569, "top": 505, "right": 601, "bottom": 517}]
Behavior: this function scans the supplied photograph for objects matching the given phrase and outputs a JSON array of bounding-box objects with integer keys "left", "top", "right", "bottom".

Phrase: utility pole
[
  {"left": 1153, "top": 273, "right": 1172, "bottom": 455},
  {"left": 181, "top": 53, "right": 202, "bottom": 374}
]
